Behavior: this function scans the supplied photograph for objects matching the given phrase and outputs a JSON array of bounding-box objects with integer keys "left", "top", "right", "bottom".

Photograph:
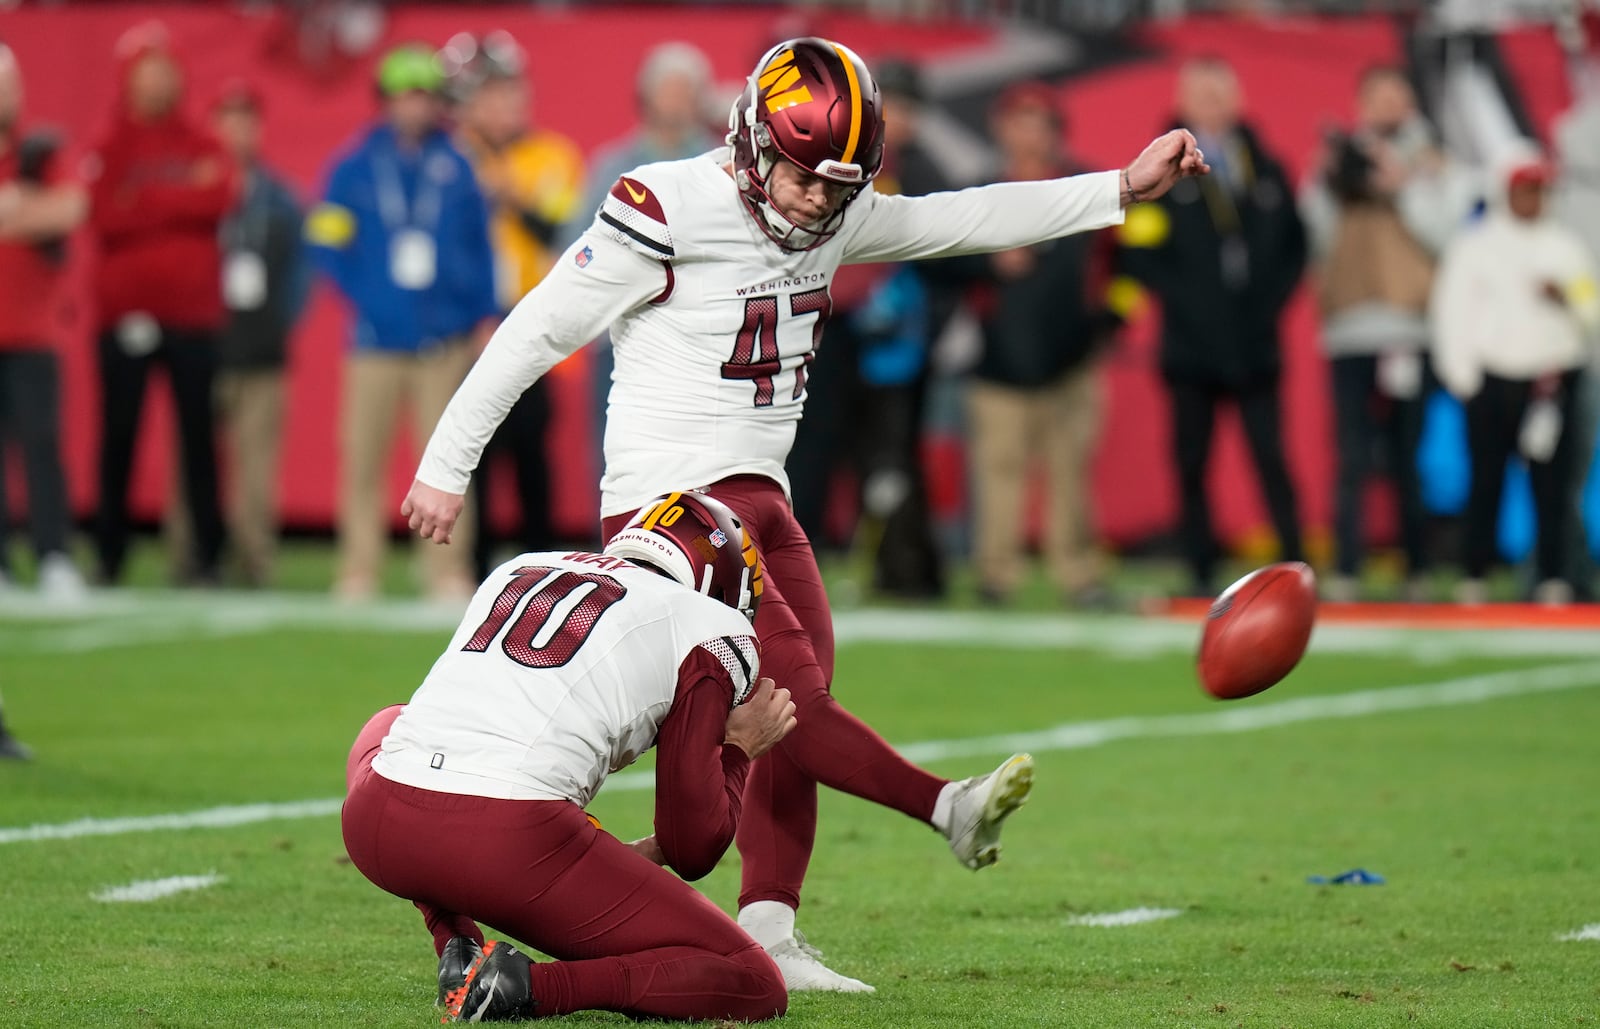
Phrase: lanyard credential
[
  {"left": 221, "top": 173, "right": 271, "bottom": 311},
  {"left": 373, "top": 148, "right": 444, "bottom": 234},
  {"left": 374, "top": 145, "right": 444, "bottom": 291}
]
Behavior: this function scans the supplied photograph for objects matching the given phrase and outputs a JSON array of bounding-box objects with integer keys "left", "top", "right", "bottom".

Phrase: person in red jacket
[
  {"left": 0, "top": 40, "right": 88, "bottom": 605},
  {"left": 84, "top": 22, "right": 236, "bottom": 585}
]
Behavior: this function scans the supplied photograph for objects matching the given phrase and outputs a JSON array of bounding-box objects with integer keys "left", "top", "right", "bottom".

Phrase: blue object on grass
[{"left": 1306, "top": 868, "right": 1385, "bottom": 885}]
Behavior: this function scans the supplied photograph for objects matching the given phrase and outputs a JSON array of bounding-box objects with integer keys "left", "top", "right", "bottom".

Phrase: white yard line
[
  {"left": 4, "top": 661, "right": 1596, "bottom": 847},
  {"left": 9, "top": 590, "right": 1600, "bottom": 659},
  {"left": 1066, "top": 908, "right": 1184, "bottom": 927},
  {"left": 93, "top": 873, "right": 224, "bottom": 903},
  {"left": 2, "top": 799, "right": 345, "bottom": 844},
  {"left": 1557, "top": 924, "right": 1600, "bottom": 941},
  {"left": 895, "top": 660, "right": 1600, "bottom": 763}
]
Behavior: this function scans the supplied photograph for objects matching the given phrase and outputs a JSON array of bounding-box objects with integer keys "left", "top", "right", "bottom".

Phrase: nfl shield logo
[
  {"left": 574, "top": 245, "right": 593, "bottom": 268},
  {"left": 708, "top": 529, "right": 728, "bottom": 548}
]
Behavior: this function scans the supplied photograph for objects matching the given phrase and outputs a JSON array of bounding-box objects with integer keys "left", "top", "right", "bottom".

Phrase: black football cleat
[
  {"left": 442, "top": 940, "right": 537, "bottom": 1023},
  {"left": 436, "top": 937, "right": 484, "bottom": 1006}
]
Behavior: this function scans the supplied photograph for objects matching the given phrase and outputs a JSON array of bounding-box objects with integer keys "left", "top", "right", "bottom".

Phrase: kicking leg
[{"left": 701, "top": 483, "right": 1033, "bottom": 992}]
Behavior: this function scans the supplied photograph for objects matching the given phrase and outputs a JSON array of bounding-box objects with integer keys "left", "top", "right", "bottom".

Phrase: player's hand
[
  {"left": 724, "top": 677, "right": 796, "bottom": 760},
  {"left": 401, "top": 479, "right": 465, "bottom": 544},
  {"left": 626, "top": 835, "right": 668, "bottom": 866},
  {"left": 1123, "top": 129, "right": 1210, "bottom": 205}
]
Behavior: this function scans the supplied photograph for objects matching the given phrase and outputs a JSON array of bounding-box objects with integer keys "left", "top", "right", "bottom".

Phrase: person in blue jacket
[{"left": 307, "top": 43, "right": 497, "bottom": 601}]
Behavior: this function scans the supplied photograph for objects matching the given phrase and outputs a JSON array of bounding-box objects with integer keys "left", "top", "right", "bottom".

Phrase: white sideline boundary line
[
  {"left": 11, "top": 591, "right": 1600, "bottom": 659},
  {"left": 4, "top": 661, "right": 1597, "bottom": 846}
]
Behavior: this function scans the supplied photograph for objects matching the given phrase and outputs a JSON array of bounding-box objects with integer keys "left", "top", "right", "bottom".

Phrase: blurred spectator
[
  {"left": 1555, "top": 65, "right": 1600, "bottom": 261},
  {"left": 1301, "top": 65, "right": 1475, "bottom": 601},
  {"left": 1555, "top": 62, "right": 1600, "bottom": 589},
  {"left": 0, "top": 41, "right": 88, "bottom": 601},
  {"left": 852, "top": 57, "right": 949, "bottom": 598},
  {"left": 441, "top": 31, "right": 584, "bottom": 577},
  {"left": 788, "top": 56, "right": 947, "bottom": 598},
  {"left": 577, "top": 42, "right": 718, "bottom": 488},
  {"left": 210, "top": 81, "right": 308, "bottom": 587},
  {"left": 306, "top": 43, "right": 497, "bottom": 601},
  {"left": 86, "top": 23, "right": 234, "bottom": 587},
  {"left": 1431, "top": 158, "right": 1600, "bottom": 606},
  {"left": 1118, "top": 55, "right": 1307, "bottom": 596},
  {"left": 961, "top": 83, "right": 1113, "bottom": 607}
]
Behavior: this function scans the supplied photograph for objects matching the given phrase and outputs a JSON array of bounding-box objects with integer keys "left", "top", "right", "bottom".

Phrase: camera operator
[{"left": 1301, "top": 65, "right": 1477, "bottom": 602}]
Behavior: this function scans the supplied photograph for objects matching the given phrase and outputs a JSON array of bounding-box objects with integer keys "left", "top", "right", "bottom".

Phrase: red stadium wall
[
  {"left": 0, "top": 5, "right": 1569, "bottom": 550},
  {"left": 1, "top": 3, "right": 989, "bottom": 541}
]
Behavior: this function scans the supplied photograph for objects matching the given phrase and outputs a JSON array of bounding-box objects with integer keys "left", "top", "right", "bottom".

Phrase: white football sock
[
  {"left": 737, "top": 900, "right": 796, "bottom": 950},
  {"left": 931, "top": 781, "right": 959, "bottom": 837}
]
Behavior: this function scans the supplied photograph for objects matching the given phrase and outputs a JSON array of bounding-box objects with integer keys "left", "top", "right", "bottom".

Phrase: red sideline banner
[{"left": 0, "top": 6, "right": 1569, "bottom": 548}]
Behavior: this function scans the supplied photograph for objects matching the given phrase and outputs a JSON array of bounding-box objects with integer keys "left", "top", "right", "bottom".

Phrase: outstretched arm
[
  {"left": 404, "top": 230, "right": 665, "bottom": 543},
  {"left": 842, "top": 129, "right": 1208, "bottom": 265}
]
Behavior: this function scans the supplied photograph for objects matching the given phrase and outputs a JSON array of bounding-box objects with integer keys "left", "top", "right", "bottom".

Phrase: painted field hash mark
[
  {"left": 1067, "top": 907, "right": 1183, "bottom": 927},
  {"left": 1557, "top": 924, "right": 1600, "bottom": 941},
  {"left": 93, "top": 874, "right": 224, "bottom": 903}
]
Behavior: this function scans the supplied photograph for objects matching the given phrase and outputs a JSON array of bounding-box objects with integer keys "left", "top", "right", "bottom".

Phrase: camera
[{"left": 1323, "top": 129, "right": 1376, "bottom": 203}]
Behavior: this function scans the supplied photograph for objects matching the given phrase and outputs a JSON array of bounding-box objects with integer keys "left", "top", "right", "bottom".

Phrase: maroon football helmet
[
  {"left": 728, "top": 37, "right": 886, "bottom": 251},
  {"left": 604, "top": 491, "right": 764, "bottom": 620}
]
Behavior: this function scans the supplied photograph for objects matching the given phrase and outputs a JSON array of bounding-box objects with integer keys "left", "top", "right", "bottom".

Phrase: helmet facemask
[{"left": 727, "top": 38, "right": 885, "bottom": 252}]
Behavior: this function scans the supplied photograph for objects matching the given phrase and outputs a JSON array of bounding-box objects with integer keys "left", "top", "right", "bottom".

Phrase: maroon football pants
[
  {"left": 341, "top": 706, "right": 785, "bottom": 1021},
  {"left": 603, "top": 475, "right": 947, "bottom": 911}
]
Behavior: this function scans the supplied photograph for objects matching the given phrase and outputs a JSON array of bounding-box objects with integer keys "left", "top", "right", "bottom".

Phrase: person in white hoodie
[{"left": 1431, "top": 158, "right": 1600, "bottom": 604}]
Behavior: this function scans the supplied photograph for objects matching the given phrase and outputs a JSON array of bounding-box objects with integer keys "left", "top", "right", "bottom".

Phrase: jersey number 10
[
  {"left": 462, "top": 567, "right": 628, "bottom": 669},
  {"left": 720, "top": 287, "right": 832, "bottom": 407}
]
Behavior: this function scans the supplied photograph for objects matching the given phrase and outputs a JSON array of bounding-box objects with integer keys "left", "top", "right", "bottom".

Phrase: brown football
[{"left": 1197, "top": 562, "right": 1318, "bottom": 700}]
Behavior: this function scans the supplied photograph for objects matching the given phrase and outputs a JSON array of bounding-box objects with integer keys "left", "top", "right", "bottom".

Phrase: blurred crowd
[{"left": 2, "top": 18, "right": 1599, "bottom": 616}]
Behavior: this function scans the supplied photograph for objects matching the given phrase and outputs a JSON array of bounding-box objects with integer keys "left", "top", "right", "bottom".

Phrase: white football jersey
[
  {"left": 416, "top": 151, "right": 1123, "bottom": 517},
  {"left": 373, "top": 551, "right": 760, "bottom": 805}
]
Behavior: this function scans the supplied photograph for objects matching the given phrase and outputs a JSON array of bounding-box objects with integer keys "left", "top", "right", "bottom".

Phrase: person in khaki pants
[
  {"left": 964, "top": 84, "right": 1116, "bottom": 606},
  {"left": 338, "top": 339, "right": 478, "bottom": 597},
  {"left": 169, "top": 82, "right": 309, "bottom": 587},
  {"left": 968, "top": 364, "right": 1106, "bottom": 604},
  {"left": 306, "top": 45, "right": 498, "bottom": 601},
  {"left": 441, "top": 31, "right": 586, "bottom": 577}
]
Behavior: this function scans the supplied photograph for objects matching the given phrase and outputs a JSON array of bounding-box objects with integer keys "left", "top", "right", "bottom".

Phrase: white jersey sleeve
[
  {"left": 414, "top": 201, "right": 668, "bottom": 495},
  {"left": 838, "top": 170, "right": 1124, "bottom": 265}
]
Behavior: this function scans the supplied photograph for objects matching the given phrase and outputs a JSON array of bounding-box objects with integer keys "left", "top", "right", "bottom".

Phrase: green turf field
[{"left": 2, "top": 587, "right": 1598, "bottom": 1027}]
